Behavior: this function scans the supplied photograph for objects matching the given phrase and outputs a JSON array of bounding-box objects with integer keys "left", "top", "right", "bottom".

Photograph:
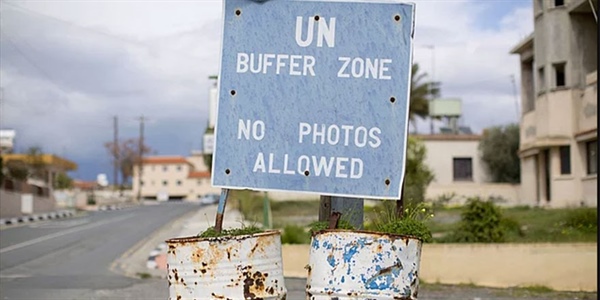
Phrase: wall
[
  {"left": 425, "top": 183, "right": 521, "bottom": 206},
  {"left": 421, "top": 138, "right": 489, "bottom": 184},
  {"left": 32, "top": 194, "right": 56, "bottom": 213},
  {"left": 0, "top": 189, "right": 23, "bottom": 218},
  {"left": 281, "top": 243, "right": 597, "bottom": 292}
]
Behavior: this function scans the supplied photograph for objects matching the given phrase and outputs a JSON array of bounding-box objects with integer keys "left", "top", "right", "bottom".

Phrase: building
[
  {"left": 0, "top": 129, "right": 16, "bottom": 153},
  {"left": 1, "top": 153, "right": 77, "bottom": 218},
  {"left": 131, "top": 154, "right": 219, "bottom": 201},
  {"left": 417, "top": 134, "right": 520, "bottom": 205},
  {"left": 510, "top": 0, "right": 597, "bottom": 207}
]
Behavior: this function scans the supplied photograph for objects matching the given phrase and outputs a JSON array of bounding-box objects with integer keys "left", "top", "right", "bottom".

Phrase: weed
[
  {"left": 136, "top": 272, "right": 152, "bottom": 279},
  {"left": 198, "top": 225, "right": 263, "bottom": 238},
  {"left": 281, "top": 225, "right": 310, "bottom": 244}
]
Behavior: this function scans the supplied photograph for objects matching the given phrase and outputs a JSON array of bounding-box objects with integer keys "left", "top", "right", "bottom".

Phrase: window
[
  {"left": 523, "top": 59, "right": 535, "bottom": 113},
  {"left": 176, "top": 180, "right": 182, "bottom": 186},
  {"left": 537, "top": 66, "right": 545, "bottom": 92},
  {"left": 554, "top": 0, "right": 564, "bottom": 7},
  {"left": 587, "top": 140, "right": 597, "bottom": 175},
  {"left": 162, "top": 180, "right": 168, "bottom": 186},
  {"left": 554, "top": 63, "right": 566, "bottom": 87},
  {"left": 453, "top": 158, "right": 473, "bottom": 181},
  {"left": 177, "top": 165, "right": 182, "bottom": 171},
  {"left": 197, "top": 179, "right": 202, "bottom": 186},
  {"left": 140, "top": 180, "right": 144, "bottom": 186},
  {"left": 537, "top": 0, "right": 543, "bottom": 11},
  {"left": 163, "top": 166, "right": 168, "bottom": 172},
  {"left": 559, "top": 146, "right": 571, "bottom": 175}
]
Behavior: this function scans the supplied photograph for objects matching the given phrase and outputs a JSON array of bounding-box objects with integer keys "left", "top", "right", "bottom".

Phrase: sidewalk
[{"left": 0, "top": 209, "right": 76, "bottom": 226}]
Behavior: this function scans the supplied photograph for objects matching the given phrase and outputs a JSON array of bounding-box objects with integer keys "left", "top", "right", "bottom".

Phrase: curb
[
  {"left": 0, "top": 209, "right": 76, "bottom": 226},
  {"left": 146, "top": 243, "right": 168, "bottom": 270}
]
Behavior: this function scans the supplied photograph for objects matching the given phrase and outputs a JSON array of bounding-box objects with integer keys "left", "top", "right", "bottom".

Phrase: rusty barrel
[
  {"left": 166, "top": 230, "right": 286, "bottom": 300},
  {"left": 307, "top": 230, "right": 422, "bottom": 300}
]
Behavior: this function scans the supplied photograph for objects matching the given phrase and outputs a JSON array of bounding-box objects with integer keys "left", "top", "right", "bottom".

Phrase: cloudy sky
[{"left": 0, "top": 0, "right": 533, "bottom": 181}]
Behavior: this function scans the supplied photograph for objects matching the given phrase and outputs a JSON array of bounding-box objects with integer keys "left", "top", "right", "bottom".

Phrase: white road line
[{"left": 0, "top": 214, "right": 135, "bottom": 254}]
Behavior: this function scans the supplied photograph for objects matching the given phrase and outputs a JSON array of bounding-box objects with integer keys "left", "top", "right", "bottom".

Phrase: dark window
[
  {"left": 587, "top": 140, "right": 597, "bottom": 175},
  {"left": 453, "top": 158, "right": 473, "bottom": 181},
  {"left": 162, "top": 180, "right": 168, "bottom": 186},
  {"left": 559, "top": 146, "right": 571, "bottom": 175},
  {"left": 554, "top": 0, "right": 564, "bottom": 7},
  {"left": 537, "top": 67, "right": 545, "bottom": 92},
  {"left": 176, "top": 180, "right": 182, "bottom": 186},
  {"left": 554, "top": 63, "right": 566, "bottom": 87}
]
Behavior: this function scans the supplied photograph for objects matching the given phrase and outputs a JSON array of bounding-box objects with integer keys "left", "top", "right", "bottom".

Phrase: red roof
[
  {"left": 188, "top": 171, "right": 211, "bottom": 178},
  {"left": 142, "top": 156, "right": 190, "bottom": 165},
  {"left": 73, "top": 180, "right": 97, "bottom": 190}
]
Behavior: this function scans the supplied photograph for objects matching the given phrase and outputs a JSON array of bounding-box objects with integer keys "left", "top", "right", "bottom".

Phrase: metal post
[
  {"left": 319, "top": 195, "right": 363, "bottom": 229},
  {"left": 262, "top": 191, "right": 271, "bottom": 229},
  {"left": 214, "top": 188, "right": 230, "bottom": 233},
  {"left": 137, "top": 115, "right": 145, "bottom": 203}
]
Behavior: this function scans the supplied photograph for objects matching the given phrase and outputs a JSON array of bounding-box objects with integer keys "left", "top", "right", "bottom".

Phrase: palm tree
[{"left": 409, "top": 63, "right": 440, "bottom": 132}]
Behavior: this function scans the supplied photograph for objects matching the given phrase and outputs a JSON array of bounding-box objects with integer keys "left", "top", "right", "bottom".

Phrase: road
[{"left": 0, "top": 202, "right": 193, "bottom": 299}]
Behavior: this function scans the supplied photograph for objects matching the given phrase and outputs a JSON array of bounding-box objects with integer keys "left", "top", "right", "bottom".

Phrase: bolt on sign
[{"left": 212, "top": 0, "right": 415, "bottom": 199}]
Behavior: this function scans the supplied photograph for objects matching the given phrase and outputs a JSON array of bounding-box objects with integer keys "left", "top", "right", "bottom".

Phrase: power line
[{"left": 1, "top": 29, "right": 70, "bottom": 96}]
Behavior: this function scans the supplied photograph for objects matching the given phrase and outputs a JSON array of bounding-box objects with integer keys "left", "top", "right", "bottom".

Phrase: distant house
[
  {"left": 0, "top": 153, "right": 77, "bottom": 218},
  {"left": 510, "top": 0, "right": 597, "bottom": 207},
  {"left": 131, "top": 153, "right": 219, "bottom": 201},
  {"left": 416, "top": 134, "right": 520, "bottom": 205}
]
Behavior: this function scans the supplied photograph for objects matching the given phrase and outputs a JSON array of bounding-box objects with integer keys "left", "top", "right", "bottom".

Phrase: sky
[{"left": 0, "top": 0, "right": 533, "bottom": 182}]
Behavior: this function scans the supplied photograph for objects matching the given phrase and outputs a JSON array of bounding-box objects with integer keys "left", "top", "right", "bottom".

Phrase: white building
[
  {"left": 131, "top": 154, "right": 220, "bottom": 201},
  {"left": 417, "top": 134, "right": 520, "bottom": 205},
  {"left": 0, "top": 129, "right": 16, "bottom": 153},
  {"left": 510, "top": 0, "right": 597, "bottom": 207}
]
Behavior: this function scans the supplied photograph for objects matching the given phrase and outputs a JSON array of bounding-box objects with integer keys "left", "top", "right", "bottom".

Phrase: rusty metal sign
[{"left": 212, "top": 0, "right": 415, "bottom": 199}]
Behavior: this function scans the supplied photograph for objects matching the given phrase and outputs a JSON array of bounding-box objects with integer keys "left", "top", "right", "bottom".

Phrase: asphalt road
[{"left": 0, "top": 202, "right": 194, "bottom": 299}]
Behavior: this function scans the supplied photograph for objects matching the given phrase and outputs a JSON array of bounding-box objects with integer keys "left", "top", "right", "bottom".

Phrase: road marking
[{"left": 0, "top": 214, "right": 135, "bottom": 254}]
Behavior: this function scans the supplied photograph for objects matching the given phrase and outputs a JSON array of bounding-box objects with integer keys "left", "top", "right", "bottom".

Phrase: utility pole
[
  {"left": 113, "top": 116, "right": 119, "bottom": 190},
  {"left": 137, "top": 115, "right": 146, "bottom": 203}
]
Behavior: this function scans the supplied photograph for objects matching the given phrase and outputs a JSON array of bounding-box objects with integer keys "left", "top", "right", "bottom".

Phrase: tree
[
  {"left": 104, "top": 138, "right": 152, "bottom": 187},
  {"left": 409, "top": 63, "right": 441, "bottom": 132},
  {"left": 54, "top": 172, "right": 73, "bottom": 189},
  {"left": 25, "top": 146, "right": 46, "bottom": 180},
  {"left": 403, "top": 136, "right": 435, "bottom": 203},
  {"left": 479, "top": 123, "right": 520, "bottom": 183}
]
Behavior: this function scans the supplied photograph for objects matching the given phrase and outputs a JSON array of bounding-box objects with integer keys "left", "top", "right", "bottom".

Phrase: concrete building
[
  {"left": 417, "top": 134, "right": 520, "bottom": 205},
  {"left": 0, "top": 129, "right": 16, "bottom": 153},
  {"left": 510, "top": 0, "right": 597, "bottom": 207},
  {"left": 131, "top": 154, "right": 219, "bottom": 201}
]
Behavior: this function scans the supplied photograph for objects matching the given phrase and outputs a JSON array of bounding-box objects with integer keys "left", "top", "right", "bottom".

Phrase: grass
[{"left": 230, "top": 191, "right": 597, "bottom": 244}]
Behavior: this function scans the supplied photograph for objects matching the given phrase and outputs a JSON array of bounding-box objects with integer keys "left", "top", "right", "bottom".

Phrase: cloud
[{"left": 0, "top": 0, "right": 533, "bottom": 180}]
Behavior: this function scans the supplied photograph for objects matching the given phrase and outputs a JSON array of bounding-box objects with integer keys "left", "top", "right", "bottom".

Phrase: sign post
[{"left": 212, "top": 0, "right": 415, "bottom": 217}]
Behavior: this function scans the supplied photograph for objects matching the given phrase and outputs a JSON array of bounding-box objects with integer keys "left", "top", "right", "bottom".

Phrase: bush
[
  {"left": 446, "top": 197, "right": 511, "bottom": 243},
  {"left": 281, "top": 225, "right": 310, "bottom": 244},
  {"left": 403, "top": 137, "right": 434, "bottom": 204},
  {"left": 198, "top": 225, "right": 263, "bottom": 238}
]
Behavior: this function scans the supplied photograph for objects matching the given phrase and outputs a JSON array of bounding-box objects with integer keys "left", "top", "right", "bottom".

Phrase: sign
[
  {"left": 212, "top": 0, "right": 415, "bottom": 199},
  {"left": 203, "top": 133, "right": 214, "bottom": 154}
]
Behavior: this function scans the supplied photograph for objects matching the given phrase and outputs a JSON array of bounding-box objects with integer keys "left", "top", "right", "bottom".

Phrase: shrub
[
  {"left": 447, "top": 197, "right": 510, "bottom": 243},
  {"left": 281, "top": 225, "right": 310, "bottom": 244},
  {"left": 309, "top": 219, "right": 355, "bottom": 234},
  {"left": 403, "top": 137, "right": 435, "bottom": 204}
]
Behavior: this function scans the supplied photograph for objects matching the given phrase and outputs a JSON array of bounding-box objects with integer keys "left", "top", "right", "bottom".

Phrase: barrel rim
[
  {"left": 311, "top": 229, "right": 423, "bottom": 242},
  {"left": 165, "top": 229, "right": 281, "bottom": 244}
]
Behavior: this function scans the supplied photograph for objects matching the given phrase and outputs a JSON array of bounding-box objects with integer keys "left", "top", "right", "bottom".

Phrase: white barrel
[
  {"left": 166, "top": 230, "right": 286, "bottom": 300},
  {"left": 307, "top": 230, "right": 422, "bottom": 300}
]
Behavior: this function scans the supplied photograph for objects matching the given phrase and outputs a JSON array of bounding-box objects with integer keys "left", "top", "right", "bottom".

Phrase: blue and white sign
[{"left": 212, "top": 0, "right": 415, "bottom": 199}]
